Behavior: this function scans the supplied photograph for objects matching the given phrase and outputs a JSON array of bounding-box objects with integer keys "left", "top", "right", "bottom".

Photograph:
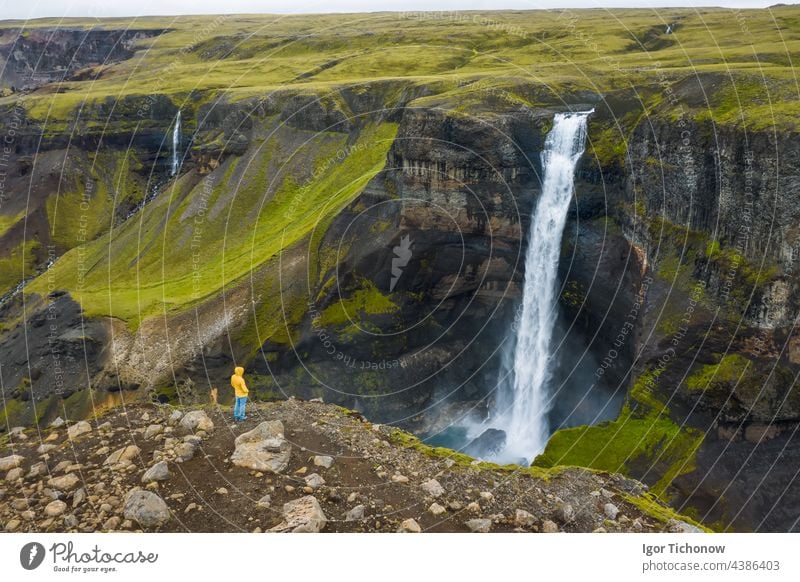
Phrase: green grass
[
  {"left": 26, "top": 121, "right": 398, "bottom": 324},
  {"left": 536, "top": 369, "right": 704, "bottom": 498},
  {"left": 686, "top": 354, "right": 751, "bottom": 392},
  {"left": 3, "top": 8, "right": 800, "bottom": 129}
]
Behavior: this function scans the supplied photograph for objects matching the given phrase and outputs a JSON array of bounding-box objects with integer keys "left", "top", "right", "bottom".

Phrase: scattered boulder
[
  {"left": 428, "top": 503, "right": 446, "bottom": 516},
  {"left": 67, "top": 421, "right": 92, "bottom": 440},
  {"left": 0, "top": 455, "right": 25, "bottom": 472},
  {"left": 50, "top": 417, "right": 65, "bottom": 428},
  {"left": 48, "top": 473, "right": 80, "bottom": 491},
  {"left": 420, "top": 478, "right": 445, "bottom": 498},
  {"left": 179, "top": 410, "right": 214, "bottom": 433},
  {"left": 72, "top": 488, "right": 86, "bottom": 508},
  {"left": 256, "top": 495, "right": 271, "bottom": 509},
  {"left": 168, "top": 410, "right": 183, "bottom": 425},
  {"left": 397, "top": 518, "right": 422, "bottom": 533},
  {"left": 141, "top": 462, "right": 170, "bottom": 483},
  {"left": 313, "top": 455, "right": 334, "bottom": 469},
  {"left": 231, "top": 421, "right": 291, "bottom": 473},
  {"left": 36, "top": 444, "right": 57, "bottom": 454},
  {"left": 123, "top": 489, "right": 171, "bottom": 528},
  {"left": 270, "top": 496, "right": 327, "bottom": 533},
  {"left": 104, "top": 445, "right": 141, "bottom": 466},
  {"left": 44, "top": 500, "right": 67, "bottom": 517},
  {"left": 466, "top": 518, "right": 492, "bottom": 533}
]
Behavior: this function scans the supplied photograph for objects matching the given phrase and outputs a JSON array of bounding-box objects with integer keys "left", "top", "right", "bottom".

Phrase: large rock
[
  {"left": 141, "top": 461, "right": 170, "bottom": 483},
  {"left": 464, "top": 429, "right": 507, "bottom": 459},
  {"left": 67, "top": 421, "right": 92, "bottom": 440},
  {"left": 0, "top": 455, "right": 24, "bottom": 472},
  {"left": 123, "top": 489, "right": 171, "bottom": 528},
  {"left": 269, "top": 496, "right": 327, "bottom": 533},
  {"left": 231, "top": 420, "right": 291, "bottom": 473},
  {"left": 179, "top": 410, "right": 214, "bottom": 433},
  {"left": 104, "top": 445, "right": 141, "bottom": 466}
]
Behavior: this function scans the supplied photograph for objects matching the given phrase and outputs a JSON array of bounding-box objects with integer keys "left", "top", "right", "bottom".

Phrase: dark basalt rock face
[{"left": 0, "top": 28, "right": 167, "bottom": 91}]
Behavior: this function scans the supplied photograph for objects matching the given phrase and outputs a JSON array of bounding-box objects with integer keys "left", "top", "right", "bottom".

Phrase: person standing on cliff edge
[{"left": 231, "top": 366, "right": 249, "bottom": 422}]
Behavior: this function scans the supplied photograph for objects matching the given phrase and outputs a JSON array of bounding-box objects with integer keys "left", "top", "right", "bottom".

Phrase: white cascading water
[
  {"left": 171, "top": 110, "right": 181, "bottom": 176},
  {"left": 495, "top": 110, "right": 593, "bottom": 462}
]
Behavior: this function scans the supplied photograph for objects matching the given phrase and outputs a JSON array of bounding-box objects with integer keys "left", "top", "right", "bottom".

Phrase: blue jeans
[{"left": 234, "top": 396, "right": 247, "bottom": 421}]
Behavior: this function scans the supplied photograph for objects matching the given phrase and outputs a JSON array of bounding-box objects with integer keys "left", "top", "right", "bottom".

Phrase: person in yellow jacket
[{"left": 231, "top": 366, "right": 249, "bottom": 422}]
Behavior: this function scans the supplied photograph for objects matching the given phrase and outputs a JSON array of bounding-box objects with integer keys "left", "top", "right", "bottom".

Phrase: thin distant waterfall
[
  {"left": 171, "top": 110, "right": 181, "bottom": 176},
  {"left": 496, "top": 110, "right": 592, "bottom": 462}
]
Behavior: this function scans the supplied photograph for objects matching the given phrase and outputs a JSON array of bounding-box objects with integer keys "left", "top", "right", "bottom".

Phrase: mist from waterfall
[
  {"left": 171, "top": 110, "right": 181, "bottom": 176},
  {"left": 490, "top": 110, "right": 593, "bottom": 463}
]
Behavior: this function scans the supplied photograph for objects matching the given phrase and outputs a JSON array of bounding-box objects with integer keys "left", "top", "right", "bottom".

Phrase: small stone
[
  {"left": 448, "top": 501, "right": 463, "bottom": 511},
  {"left": 593, "top": 527, "right": 608, "bottom": 533},
  {"left": 345, "top": 504, "right": 365, "bottom": 521},
  {"left": 466, "top": 518, "right": 492, "bottom": 532},
  {"left": 600, "top": 488, "right": 614, "bottom": 499},
  {"left": 304, "top": 473, "right": 325, "bottom": 490},
  {"left": 397, "top": 518, "right": 421, "bottom": 533},
  {"left": 603, "top": 503, "right": 619, "bottom": 520},
  {"left": 37, "top": 444, "right": 57, "bottom": 454},
  {"left": 63, "top": 514, "right": 79, "bottom": 528},
  {"left": 256, "top": 495, "right": 271, "bottom": 508},
  {"left": 542, "top": 520, "right": 559, "bottom": 533},
  {"left": 5, "top": 519, "right": 21, "bottom": 532},
  {"left": 428, "top": 502, "right": 446, "bottom": 516},
  {"left": 98, "top": 422, "right": 113, "bottom": 433},
  {"left": 514, "top": 509, "right": 536, "bottom": 527},
  {"left": 72, "top": 488, "right": 86, "bottom": 508},
  {"left": 270, "top": 496, "right": 327, "bottom": 533},
  {"left": 103, "top": 516, "right": 121, "bottom": 530},
  {"left": 50, "top": 417, "right": 65, "bottom": 428},
  {"left": 5, "top": 467, "right": 24, "bottom": 482},
  {"left": 104, "top": 445, "right": 141, "bottom": 466},
  {"left": 144, "top": 425, "right": 164, "bottom": 439},
  {"left": 467, "top": 502, "right": 481, "bottom": 514},
  {"left": 48, "top": 473, "right": 80, "bottom": 491},
  {"left": 556, "top": 503, "right": 575, "bottom": 523},
  {"left": 215, "top": 487, "right": 228, "bottom": 495},
  {"left": 285, "top": 485, "right": 295, "bottom": 494},
  {"left": 391, "top": 474, "right": 409, "bottom": 483},
  {"left": 313, "top": 455, "right": 334, "bottom": 469},
  {"left": 666, "top": 519, "right": 702, "bottom": 533},
  {"left": 420, "top": 479, "right": 445, "bottom": 498},
  {"left": 45, "top": 500, "right": 68, "bottom": 517},
  {"left": 294, "top": 466, "right": 308, "bottom": 475},
  {"left": 67, "top": 421, "right": 92, "bottom": 440},
  {"left": 185, "top": 503, "right": 198, "bottom": 514},
  {"left": 169, "top": 410, "right": 183, "bottom": 425},
  {"left": 0, "top": 455, "right": 25, "bottom": 471},
  {"left": 20, "top": 510, "right": 35, "bottom": 521}
]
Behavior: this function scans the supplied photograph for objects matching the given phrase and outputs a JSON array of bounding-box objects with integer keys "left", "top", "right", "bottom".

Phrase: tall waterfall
[
  {"left": 171, "top": 110, "right": 181, "bottom": 176},
  {"left": 496, "top": 110, "right": 592, "bottom": 462}
]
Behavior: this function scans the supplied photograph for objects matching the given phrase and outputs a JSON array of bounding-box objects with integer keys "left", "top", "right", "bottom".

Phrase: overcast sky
[{"left": 0, "top": 0, "right": 783, "bottom": 20}]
